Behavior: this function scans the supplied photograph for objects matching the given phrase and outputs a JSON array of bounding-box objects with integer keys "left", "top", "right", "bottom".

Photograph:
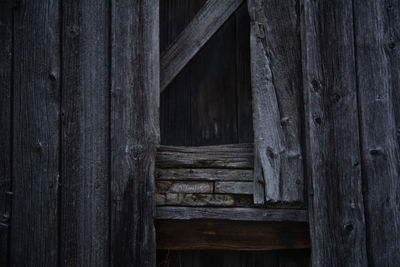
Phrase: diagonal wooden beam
[{"left": 160, "top": 0, "right": 244, "bottom": 92}]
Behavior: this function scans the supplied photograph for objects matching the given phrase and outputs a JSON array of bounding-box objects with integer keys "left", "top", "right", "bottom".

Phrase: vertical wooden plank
[
  {"left": 160, "top": 0, "right": 202, "bottom": 146},
  {"left": 190, "top": 13, "right": 239, "bottom": 146},
  {"left": 60, "top": 1, "right": 110, "bottom": 266},
  {"left": 301, "top": 0, "right": 368, "bottom": 266},
  {"left": 10, "top": 0, "right": 60, "bottom": 265},
  {"left": 111, "top": 0, "right": 159, "bottom": 265},
  {"left": 235, "top": 3, "right": 253, "bottom": 144},
  {"left": 353, "top": 0, "right": 400, "bottom": 265},
  {"left": 0, "top": 0, "right": 12, "bottom": 265},
  {"left": 248, "top": 0, "right": 304, "bottom": 203}
]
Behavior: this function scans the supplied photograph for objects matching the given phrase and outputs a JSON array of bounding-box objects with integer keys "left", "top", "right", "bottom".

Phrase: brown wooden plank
[
  {"left": 248, "top": 0, "right": 304, "bottom": 204},
  {"left": 156, "top": 207, "right": 308, "bottom": 222},
  {"left": 0, "top": 0, "right": 12, "bottom": 265},
  {"left": 214, "top": 181, "right": 253, "bottom": 195},
  {"left": 156, "top": 168, "right": 253, "bottom": 181},
  {"left": 301, "top": 0, "right": 368, "bottom": 265},
  {"left": 353, "top": 0, "right": 400, "bottom": 265},
  {"left": 155, "top": 220, "right": 310, "bottom": 251},
  {"left": 60, "top": 1, "right": 110, "bottom": 266},
  {"left": 161, "top": 0, "right": 244, "bottom": 91},
  {"left": 156, "top": 144, "right": 253, "bottom": 169},
  {"left": 110, "top": 1, "right": 159, "bottom": 266},
  {"left": 10, "top": 0, "right": 60, "bottom": 265}
]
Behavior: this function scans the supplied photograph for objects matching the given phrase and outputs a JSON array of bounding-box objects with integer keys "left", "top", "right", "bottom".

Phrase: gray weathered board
[
  {"left": 110, "top": 0, "right": 159, "bottom": 266},
  {"left": 248, "top": 0, "right": 304, "bottom": 204}
]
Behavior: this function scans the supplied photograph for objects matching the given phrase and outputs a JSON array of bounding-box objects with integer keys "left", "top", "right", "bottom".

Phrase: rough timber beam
[{"left": 160, "top": 0, "right": 244, "bottom": 92}]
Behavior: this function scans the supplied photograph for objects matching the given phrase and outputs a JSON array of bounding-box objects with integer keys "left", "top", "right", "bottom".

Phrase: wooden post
[
  {"left": 0, "top": 0, "right": 12, "bottom": 265},
  {"left": 111, "top": 0, "right": 159, "bottom": 266},
  {"left": 353, "top": 0, "right": 400, "bottom": 265},
  {"left": 248, "top": 0, "right": 304, "bottom": 204},
  {"left": 10, "top": 0, "right": 60, "bottom": 266},
  {"left": 60, "top": 1, "right": 110, "bottom": 266},
  {"left": 301, "top": 0, "right": 368, "bottom": 265}
]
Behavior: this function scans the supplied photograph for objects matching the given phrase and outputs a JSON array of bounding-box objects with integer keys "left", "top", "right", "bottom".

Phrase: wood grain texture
[
  {"left": 156, "top": 207, "right": 308, "bottom": 222},
  {"left": 10, "top": 0, "right": 60, "bottom": 265},
  {"left": 248, "top": 0, "right": 304, "bottom": 204},
  {"left": 0, "top": 0, "right": 12, "bottom": 265},
  {"left": 60, "top": 1, "right": 110, "bottom": 266},
  {"left": 301, "top": 0, "right": 368, "bottom": 266},
  {"left": 156, "top": 193, "right": 235, "bottom": 206},
  {"left": 111, "top": 0, "right": 159, "bottom": 266},
  {"left": 160, "top": 0, "right": 206, "bottom": 146},
  {"left": 160, "top": 0, "right": 244, "bottom": 91},
  {"left": 157, "top": 249, "right": 310, "bottom": 267},
  {"left": 215, "top": 181, "right": 253, "bottom": 195},
  {"left": 156, "top": 220, "right": 310, "bottom": 251},
  {"left": 156, "top": 181, "right": 213, "bottom": 193},
  {"left": 353, "top": 0, "right": 400, "bottom": 265},
  {"left": 156, "top": 168, "right": 253, "bottom": 181},
  {"left": 156, "top": 144, "right": 253, "bottom": 169}
]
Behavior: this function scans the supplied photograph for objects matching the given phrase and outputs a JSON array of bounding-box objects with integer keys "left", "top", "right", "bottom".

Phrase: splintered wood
[{"left": 155, "top": 144, "right": 254, "bottom": 207}]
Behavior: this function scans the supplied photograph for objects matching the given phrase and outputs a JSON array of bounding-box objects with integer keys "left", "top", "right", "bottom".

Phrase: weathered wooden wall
[
  {"left": 302, "top": 0, "right": 400, "bottom": 265},
  {"left": 0, "top": 0, "right": 159, "bottom": 266},
  {"left": 1, "top": 0, "right": 399, "bottom": 266}
]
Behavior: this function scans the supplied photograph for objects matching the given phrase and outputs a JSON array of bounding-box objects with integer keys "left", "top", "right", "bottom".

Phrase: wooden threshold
[{"left": 155, "top": 219, "right": 310, "bottom": 251}]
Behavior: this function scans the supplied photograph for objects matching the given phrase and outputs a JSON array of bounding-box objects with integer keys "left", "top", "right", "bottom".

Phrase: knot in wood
[
  {"left": 68, "top": 25, "right": 80, "bottom": 38},
  {"left": 311, "top": 79, "right": 322, "bottom": 92},
  {"left": 343, "top": 223, "right": 354, "bottom": 235}
]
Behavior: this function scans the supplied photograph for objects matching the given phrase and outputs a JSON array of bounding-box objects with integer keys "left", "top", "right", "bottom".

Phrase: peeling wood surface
[
  {"left": 156, "top": 207, "right": 308, "bottom": 222},
  {"left": 248, "top": 0, "right": 304, "bottom": 204},
  {"left": 156, "top": 220, "right": 310, "bottom": 251},
  {"left": 160, "top": 0, "right": 244, "bottom": 91}
]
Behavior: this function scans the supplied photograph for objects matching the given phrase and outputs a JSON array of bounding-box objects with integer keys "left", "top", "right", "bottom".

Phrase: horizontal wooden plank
[
  {"left": 156, "top": 193, "right": 235, "bottom": 206},
  {"left": 156, "top": 207, "right": 308, "bottom": 222},
  {"left": 156, "top": 181, "right": 213, "bottom": 194},
  {"left": 215, "top": 181, "right": 253, "bottom": 194},
  {"left": 160, "top": 0, "right": 244, "bottom": 91},
  {"left": 155, "top": 220, "right": 310, "bottom": 251},
  {"left": 156, "top": 144, "right": 253, "bottom": 169},
  {"left": 156, "top": 168, "right": 253, "bottom": 181}
]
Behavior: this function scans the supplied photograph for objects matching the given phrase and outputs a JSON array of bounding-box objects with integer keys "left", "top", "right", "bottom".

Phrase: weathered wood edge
[
  {"left": 160, "top": 0, "right": 244, "bottom": 91},
  {"left": 155, "top": 207, "right": 308, "bottom": 222},
  {"left": 247, "top": 0, "right": 304, "bottom": 204}
]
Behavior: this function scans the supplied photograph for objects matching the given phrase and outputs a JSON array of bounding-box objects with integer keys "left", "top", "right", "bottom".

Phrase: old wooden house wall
[
  {"left": 158, "top": 1, "right": 309, "bottom": 266},
  {"left": 0, "top": 0, "right": 159, "bottom": 266},
  {"left": 0, "top": 0, "right": 399, "bottom": 266}
]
